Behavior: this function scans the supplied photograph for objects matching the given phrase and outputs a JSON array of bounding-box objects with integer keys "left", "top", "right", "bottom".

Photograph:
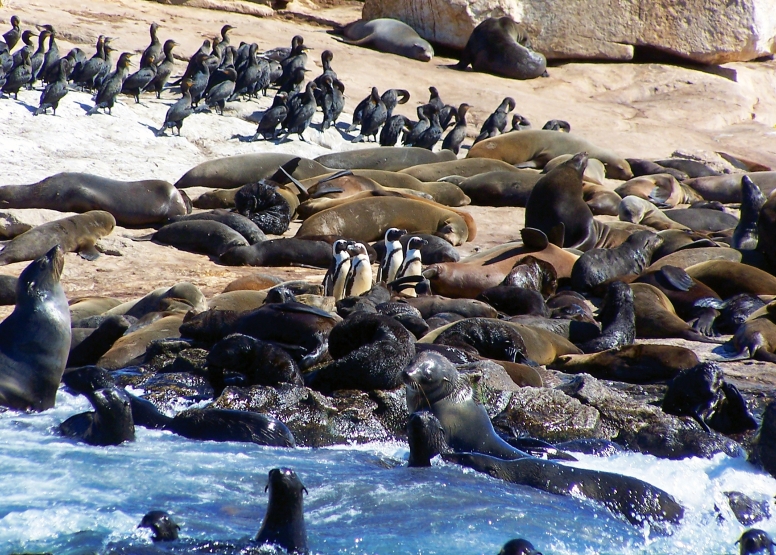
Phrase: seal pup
[
  {"left": 402, "top": 351, "right": 529, "bottom": 459},
  {"left": 138, "top": 510, "right": 180, "bottom": 542},
  {"left": 344, "top": 242, "right": 373, "bottom": 297},
  {"left": 59, "top": 387, "right": 135, "bottom": 446},
  {"left": 255, "top": 468, "right": 309, "bottom": 555},
  {"left": 577, "top": 281, "right": 636, "bottom": 353},
  {"left": 323, "top": 239, "right": 352, "bottom": 299},
  {"left": 732, "top": 176, "right": 767, "bottom": 250},
  {"left": 455, "top": 17, "right": 547, "bottom": 79},
  {"left": 0, "top": 246, "right": 70, "bottom": 411},
  {"left": 377, "top": 228, "right": 405, "bottom": 283}
]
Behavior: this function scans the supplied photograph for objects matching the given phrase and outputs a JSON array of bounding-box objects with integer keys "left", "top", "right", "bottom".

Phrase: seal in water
[
  {"left": 737, "top": 529, "right": 775, "bottom": 555},
  {"left": 59, "top": 387, "right": 135, "bottom": 446},
  {"left": 0, "top": 246, "right": 70, "bottom": 411},
  {"left": 402, "top": 351, "right": 529, "bottom": 459},
  {"left": 138, "top": 510, "right": 180, "bottom": 542},
  {"left": 255, "top": 468, "right": 309, "bottom": 555}
]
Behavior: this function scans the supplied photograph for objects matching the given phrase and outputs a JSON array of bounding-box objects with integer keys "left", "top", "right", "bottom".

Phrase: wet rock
[
  {"left": 493, "top": 386, "right": 602, "bottom": 442},
  {"left": 725, "top": 491, "right": 771, "bottom": 526},
  {"left": 141, "top": 372, "right": 215, "bottom": 408},
  {"left": 213, "top": 384, "right": 407, "bottom": 447},
  {"left": 750, "top": 400, "right": 776, "bottom": 478}
]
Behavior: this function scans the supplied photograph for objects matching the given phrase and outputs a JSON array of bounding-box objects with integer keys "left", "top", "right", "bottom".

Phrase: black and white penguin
[
  {"left": 344, "top": 242, "right": 372, "bottom": 297},
  {"left": 377, "top": 227, "right": 406, "bottom": 284},
  {"left": 323, "top": 239, "right": 352, "bottom": 301},
  {"left": 396, "top": 236, "right": 428, "bottom": 297}
]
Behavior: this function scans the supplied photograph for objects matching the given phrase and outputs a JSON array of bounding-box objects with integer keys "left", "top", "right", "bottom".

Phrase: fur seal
[
  {"left": 175, "top": 154, "right": 329, "bottom": 190},
  {"left": 577, "top": 281, "right": 636, "bottom": 353},
  {"left": 170, "top": 210, "right": 266, "bottom": 244},
  {"left": 499, "top": 539, "right": 542, "bottom": 555},
  {"left": 457, "top": 169, "right": 541, "bottom": 207},
  {"left": 314, "top": 147, "right": 454, "bottom": 172},
  {"left": 646, "top": 246, "right": 741, "bottom": 271},
  {"left": 97, "top": 315, "right": 184, "bottom": 370},
  {"left": 630, "top": 283, "right": 719, "bottom": 343},
  {"left": 733, "top": 176, "right": 767, "bottom": 250},
  {"left": 402, "top": 351, "right": 528, "bottom": 459},
  {"left": 467, "top": 130, "right": 633, "bottom": 180},
  {"left": 550, "top": 344, "right": 700, "bottom": 383},
  {"left": 662, "top": 208, "right": 739, "bottom": 233},
  {"left": 0, "top": 173, "right": 189, "bottom": 226},
  {"left": 737, "top": 529, "right": 775, "bottom": 555},
  {"left": 168, "top": 408, "right": 296, "bottom": 447},
  {"left": 686, "top": 260, "right": 776, "bottom": 297},
  {"left": 0, "top": 210, "right": 115, "bottom": 266},
  {"left": 444, "top": 452, "right": 684, "bottom": 526},
  {"left": 455, "top": 17, "right": 546, "bottom": 80},
  {"left": 59, "top": 387, "right": 135, "bottom": 446},
  {"left": 339, "top": 18, "right": 434, "bottom": 62},
  {"left": 525, "top": 153, "right": 627, "bottom": 251},
  {"left": 399, "top": 158, "right": 522, "bottom": 183},
  {"left": 615, "top": 174, "right": 702, "bottom": 208},
  {"left": 684, "top": 172, "right": 776, "bottom": 203},
  {"left": 221, "top": 238, "right": 332, "bottom": 268},
  {"left": 296, "top": 197, "right": 471, "bottom": 245},
  {"left": 570, "top": 231, "right": 662, "bottom": 292},
  {"left": 618, "top": 195, "right": 690, "bottom": 231},
  {"left": 255, "top": 468, "right": 308, "bottom": 555},
  {"left": 305, "top": 312, "right": 415, "bottom": 393},
  {"left": 152, "top": 220, "right": 249, "bottom": 257},
  {"left": 138, "top": 511, "right": 180, "bottom": 542},
  {"left": 0, "top": 246, "right": 70, "bottom": 411}
]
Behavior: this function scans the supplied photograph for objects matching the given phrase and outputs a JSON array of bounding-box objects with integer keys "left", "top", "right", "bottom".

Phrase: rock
[
  {"left": 493, "top": 386, "right": 602, "bottom": 442},
  {"left": 148, "top": 0, "right": 274, "bottom": 18},
  {"left": 362, "top": 0, "right": 776, "bottom": 63},
  {"left": 751, "top": 400, "right": 776, "bottom": 477},
  {"left": 725, "top": 491, "right": 771, "bottom": 526},
  {"left": 213, "top": 384, "right": 407, "bottom": 447}
]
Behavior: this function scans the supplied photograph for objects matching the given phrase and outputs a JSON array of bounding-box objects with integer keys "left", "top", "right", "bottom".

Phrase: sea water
[{"left": 1, "top": 390, "right": 774, "bottom": 555}]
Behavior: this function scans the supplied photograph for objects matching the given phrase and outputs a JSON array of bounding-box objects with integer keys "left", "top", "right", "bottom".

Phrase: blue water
[{"left": 1, "top": 390, "right": 775, "bottom": 554}]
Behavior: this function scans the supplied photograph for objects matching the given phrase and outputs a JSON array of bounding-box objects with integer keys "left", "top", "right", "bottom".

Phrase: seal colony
[{"left": 0, "top": 3, "right": 775, "bottom": 554}]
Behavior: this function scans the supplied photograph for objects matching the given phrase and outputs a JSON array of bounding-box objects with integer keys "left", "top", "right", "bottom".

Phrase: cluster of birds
[
  {"left": 0, "top": 16, "right": 572, "bottom": 148},
  {"left": 322, "top": 230, "right": 426, "bottom": 301}
]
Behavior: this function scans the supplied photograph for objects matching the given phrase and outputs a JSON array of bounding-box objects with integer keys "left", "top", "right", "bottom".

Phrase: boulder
[{"left": 362, "top": 0, "right": 776, "bottom": 63}]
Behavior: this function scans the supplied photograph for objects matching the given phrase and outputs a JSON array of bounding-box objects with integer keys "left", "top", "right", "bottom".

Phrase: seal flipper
[
  {"left": 520, "top": 227, "right": 549, "bottom": 250},
  {"left": 78, "top": 243, "right": 101, "bottom": 261},
  {"left": 658, "top": 266, "right": 694, "bottom": 291}
]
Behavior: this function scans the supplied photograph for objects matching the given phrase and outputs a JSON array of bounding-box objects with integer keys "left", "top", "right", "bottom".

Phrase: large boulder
[{"left": 362, "top": 0, "right": 776, "bottom": 64}]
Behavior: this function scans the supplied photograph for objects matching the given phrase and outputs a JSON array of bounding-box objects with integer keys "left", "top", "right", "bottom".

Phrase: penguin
[
  {"left": 377, "top": 227, "right": 406, "bottom": 284},
  {"left": 344, "top": 242, "right": 372, "bottom": 298},
  {"left": 396, "top": 236, "right": 428, "bottom": 297},
  {"left": 323, "top": 239, "right": 352, "bottom": 301}
]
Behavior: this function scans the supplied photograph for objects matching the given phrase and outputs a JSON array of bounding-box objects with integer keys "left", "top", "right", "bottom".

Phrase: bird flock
[{"left": 0, "top": 17, "right": 570, "bottom": 149}]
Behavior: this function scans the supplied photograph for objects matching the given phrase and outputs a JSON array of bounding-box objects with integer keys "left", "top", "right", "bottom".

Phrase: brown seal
[
  {"left": 0, "top": 172, "right": 189, "bottom": 226},
  {"left": 685, "top": 260, "right": 776, "bottom": 297},
  {"left": 646, "top": 246, "right": 742, "bottom": 272},
  {"left": 525, "top": 153, "right": 629, "bottom": 251},
  {"left": 314, "top": 146, "right": 454, "bottom": 171},
  {"left": 0, "top": 210, "right": 115, "bottom": 266},
  {"left": 339, "top": 18, "right": 434, "bottom": 62},
  {"left": 615, "top": 174, "right": 702, "bottom": 208},
  {"left": 399, "top": 158, "right": 521, "bottom": 182},
  {"left": 684, "top": 172, "right": 776, "bottom": 203},
  {"left": 467, "top": 129, "right": 633, "bottom": 180},
  {"left": 295, "top": 196, "right": 471, "bottom": 245},
  {"left": 630, "top": 283, "right": 718, "bottom": 343},
  {"left": 175, "top": 154, "right": 330, "bottom": 189},
  {"left": 618, "top": 196, "right": 690, "bottom": 231}
]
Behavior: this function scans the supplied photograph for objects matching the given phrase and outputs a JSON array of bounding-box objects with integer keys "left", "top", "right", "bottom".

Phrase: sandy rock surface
[{"left": 0, "top": 0, "right": 775, "bottom": 389}]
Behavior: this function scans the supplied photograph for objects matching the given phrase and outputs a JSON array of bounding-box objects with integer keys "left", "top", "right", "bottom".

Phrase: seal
[
  {"left": 304, "top": 312, "right": 415, "bottom": 393},
  {"left": 577, "top": 281, "right": 636, "bottom": 353},
  {"left": 737, "top": 529, "right": 775, "bottom": 555},
  {"left": 444, "top": 452, "right": 684, "bottom": 526},
  {"left": 457, "top": 169, "right": 541, "bottom": 207},
  {"left": 255, "top": 468, "right": 309, "bottom": 555},
  {"left": 684, "top": 172, "right": 776, "bottom": 203},
  {"left": 0, "top": 210, "right": 115, "bottom": 266},
  {"left": 138, "top": 510, "right": 180, "bottom": 542},
  {"left": 662, "top": 208, "right": 739, "bottom": 232},
  {"left": 615, "top": 174, "right": 702, "bottom": 208},
  {"left": 314, "top": 146, "right": 454, "bottom": 172},
  {"left": 732, "top": 176, "right": 767, "bottom": 250},
  {"left": 339, "top": 18, "right": 434, "bottom": 62},
  {"left": 550, "top": 344, "right": 700, "bottom": 383},
  {"left": 686, "top": 260, "right": 776, "bottom": 298},
  {"left": 97, "top": 315, "right": 184, "bottom": 370},
  {"left": 0, "top": 246, "right": 70, "bottom": 411},
  {"left": 152, "top": 220, "right": 249, "bottom": 257},
  {"left": 220, "top": 238, "right": 332, "bottom": 268},
  {"left": 402, "top": 351, "right": 529, "bottom": 459},
  {"left": 618, "top": 195, "right": 690, "bottom": 231},
  {"left": 399, "top": 158, "right": 522, "bottom": 183},
  {"left": 455, "top": 17, "right": 547, "bottom": 80},
  {"left": 467, "top": 130, "right": 633, "bottom": 180},
  {"left": 170, "top": 209, "right": 266, "bottom": 244},
  {"left": 646, "top": 246, "right": 741, "bottom": 272},
  {"left": 174, "top": 154, "right": 330, "bottom": 190},
  {"left": 59, "top": 387, "right": 135, "bottom": 446},
  {"left": 630, "top": 283, "right": 719, "bottom": 343},
  {"left": 168, "top": 408, "right": 296, "bottom": 447},
  {"left": 570, "top": 230, "right": 662, "bottom": 292},
  {"left": 499, "top": 539, "right": 543, "bottom": 555},
  {"left": 525, "top": 153, "right": 628, "bottom": 251},
  {"left": 295, "top": 197, "right": 471, "bottom": 245}
]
